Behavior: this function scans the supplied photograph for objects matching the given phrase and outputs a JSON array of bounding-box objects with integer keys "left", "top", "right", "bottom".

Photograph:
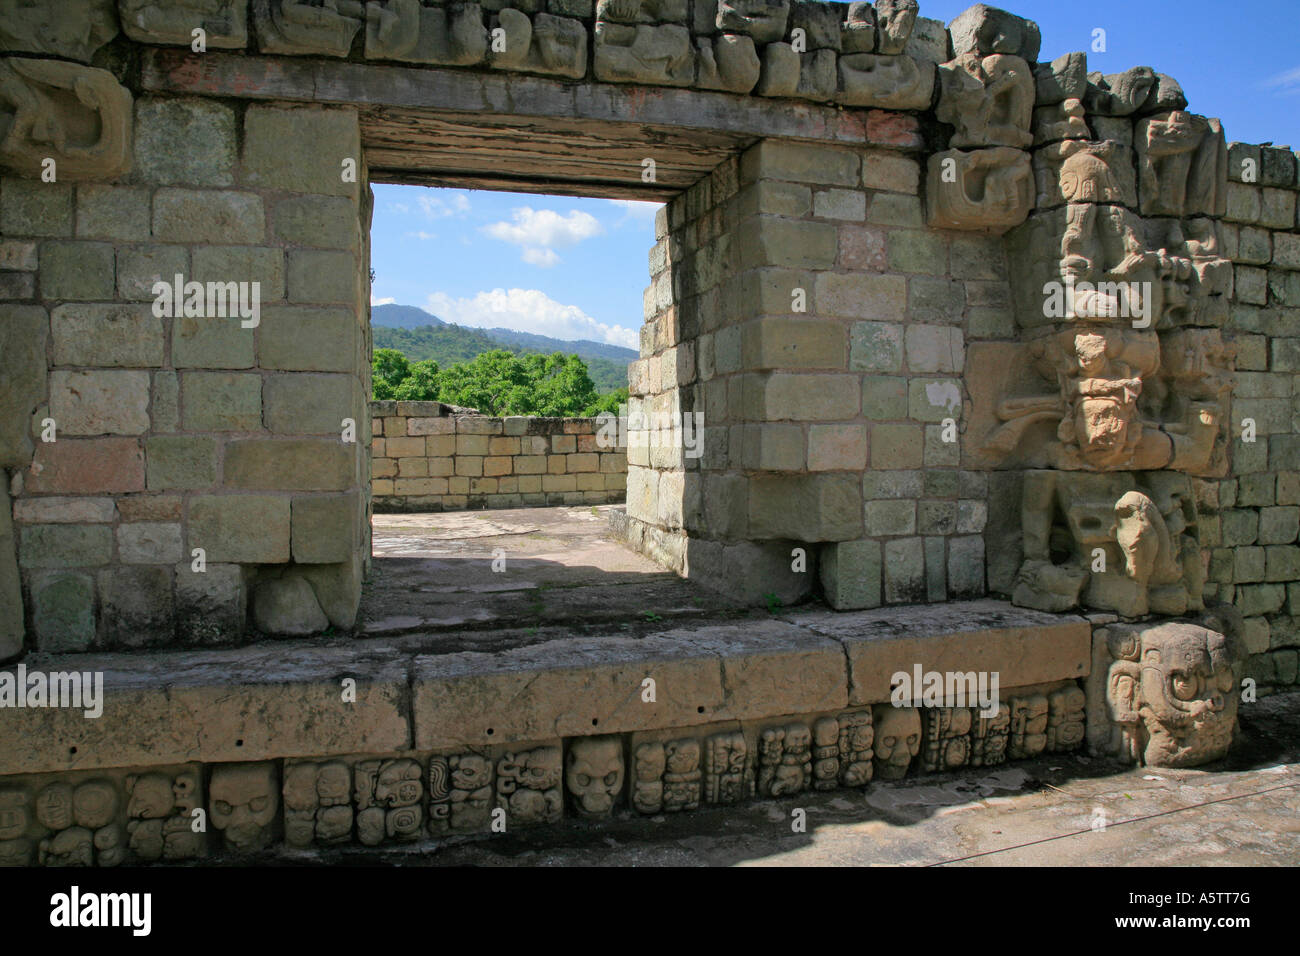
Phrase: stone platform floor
[
  {"left": 359, "top": 505, "right": 752, "bottom": 649},
  {"left": 333, "top": 693, "right": 1300, "bottom": 867}
]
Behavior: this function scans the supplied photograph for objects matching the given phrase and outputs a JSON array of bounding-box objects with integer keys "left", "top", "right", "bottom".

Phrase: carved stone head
[
  {"left": 1107, "top": 623, "right": 1241, "bottom": 767},
  {"left": 0, "top": 788, "right": 29, "bottom": 840},
  {"left": 35, "top": 782, "right": 74, "bottom": 831},
  {"left": 871, "top": 706, "right": 921, "bottom": 780},
  {"left": 127, "top": 774, "right": 175, "bottom": 821},
  {"left": 566, "top": 737, "right": 624, "bottom": 817},
  {"left": 210, "top": 763, "right": 279, "bottom": 851},
  {"left": 450, "top": 754, "right": 492, "bottom": 793}
]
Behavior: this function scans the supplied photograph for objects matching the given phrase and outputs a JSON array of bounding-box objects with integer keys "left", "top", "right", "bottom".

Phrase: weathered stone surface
[
  {"left": 0, "top": 643, "right": 410, "bottom": 774},
  {"left": 926, "top": 147, "right": 1032, "bottom": 232},
  {"left": 948, "top": 4, "right": 1040, "bottom": 61},
  {"left": 49, "top": 370, "right": 151, "bottom": 436},
  {"left": 153, "top": 189, "right": 264, "bottom": 243},
  {"left": 0, "top": 59, "right": 132, "bottom": 180},
  {"left": 838, "top": 53, "right": 934, "bottom": 109},
  {"left": 0, "top": 0, "right": 118, "bottom": 61},
  {"left": 175, "top": 563, "right": 246, "bottom": 644},
  {"left": 188, "top": 495, "right": 290, "bottom": 563},
  {"left": 873, "top": 0, "right": 917, "bottom": 55},
  {"left": 364, "top": 0, "right": 489, "bottom": 66},
  {"left": 0, "top": 305, "right": 47, "bottom": 468},
  {"left": 223, "top": 439, "right": 354, "bottom": 492},
  {"left": 120, "top": 0, "right": 249, "bottom": 48},
  {"left": 100, "top": 565, "right": 174, "bottom": 647},
  {"left": 789, "top": 599, "right": 1091, "bottom": 704},
  {"left": 291, "top": 493, "right": 358, "bottom": 563},
  {"left": 252, "top": 575, "right": 328, "bottom": 636},
  {"left": 25, "top": 439, "right": 145, "bottom": 495},
  {"left": 18, "top": 524, "right": 113, "bottom": 569},
  {"left": 255, "top": 0, "right": 364, "bottom": 56},
  {"left": 28, "top": 569, "right": 95, "bottom": 653},
  {"left": 0, "top": 490, "right": 21, "bottom": 660},
  {"left": 51, "top": 304, "right": 165, "bottom": 368},
  {"left": 819, "top": 539, "right": 881, "bottom": 609},
  {"left": 135, "top": 98, "right": 238, "bottom": 186}
]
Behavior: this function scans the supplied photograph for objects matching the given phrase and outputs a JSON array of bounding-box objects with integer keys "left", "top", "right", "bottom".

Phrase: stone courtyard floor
[{"left": 351, "top": 505, "right": 1300, "bottom": 867}]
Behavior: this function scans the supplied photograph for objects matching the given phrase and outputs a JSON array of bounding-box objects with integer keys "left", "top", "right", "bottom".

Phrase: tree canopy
[{"left": 372, "top": 347, "right": 628, "bottom": 417}]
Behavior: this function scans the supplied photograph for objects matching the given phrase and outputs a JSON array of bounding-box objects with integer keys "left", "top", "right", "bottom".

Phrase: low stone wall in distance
[{"left": 370, "top": 401, "right": 627, "bottom": 512}]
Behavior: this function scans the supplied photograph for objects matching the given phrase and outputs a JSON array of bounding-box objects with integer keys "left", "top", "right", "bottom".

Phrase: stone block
[
  {"left": 49, "top": 370, "right": 150, "bottom": 435},
  {"left": 134, "top": 98, "right": 237, "bottom": 186},
  {"left": 791, "top": 600, "right": 1090, "bottom": 705},
  {"left": 25, "top": 438, "right": 145, "bottom": 495},
  {"left": 152, "top": 189, "right": 265, "bottom": 243},
  {"left": 19, "top": 524, "right": 113, "bottom": 568},
  {"left": 189, "top": 495, "right": 290, "bottom": 563},
  {"left": 182, "top": 372, "right": 262, "bottom": 431},
  {"left": 272, "top": 195, "right": 360, "bottom": 250},
  {"left": 292, "top": 493, "right": 358, "bottom": 563},
  {"left": 222, "top": 439, "right": 354, "bottom": 491},
  {"left": 870, "top": 423, "right": 924, "bottom": 468},
  {"left": 736, "top": 217, "right": 838, "bottom": 270},
  {"left": 242, "top": 106, "right": 360, "bottom": 197},
  {"left": 259, "top": 306, "right": 355, "bottom": 372},
  {"left": 117, "top": 522, "right": 184, "bottom": 565},
  {"left": 818, "top": 273, "right": 907, "bottom": 319},
  {"left": 175, "top": 563, "right": 246, "bottom": 644},
  {"left": 29, "top": 570, "right": 95, "bottom": 653},
  {"left": 866, "top": 498, "right": 915, "bottom": 535},
  {"left": 117, "top": 245, "right": 188, "bottom": 301},
  {"left": 819, "top": 540, "right": 882, "bottom": 609},
  {"left": 740, "top": 141, "right": 859, "bottom": 186},
  {"left": 286, "top": 249, "right": 357, "bottom": 304},
  {"left": 0, "top": 305, "right": 48, "bottom": 468},
  {"left": 51, "top": 303, "right": 165, "bottom": 367},
  {"left": 192, "top": 245, "right": 285, "bottom": 299},
  {"left": 808, "top": 424, "right": 868, "bottom": 471},
  {"left": 39, "top": 241, "right": 115, "bottom": 300},
  {"left": 813, "top": 188, "right": 867, "bottom": 220},
  {"left": 883, "top": 536, "right": 924, "bottom": 603},
  {"left": 0, "top": 179, "right": 73, "bottom": 236},
  {"left": 888, "top": 229, "right": 948, "bottom": 274},
  {"left": 76, "top": 184, "right": 150, "bottom": 240},
  {"left": 263, "top": 374, "right": 355, "bottom": 435},
  {"left": 741, "top": 317, "right": 846, "bottom": 370},
  {"left": 145, "top": 435, "right": 218, "bottom": 491},
  {"left": 861, "top": 375, "right": 908, "bottom": 420},
  {"left": 756, "top": 373, "right": 860, "bottom": 420},
  {"left": 748, "top": 473, "right": 862, "bottom": 540},
  {"left": 905, "top": 324, "right": 964, "bottom": 373}
]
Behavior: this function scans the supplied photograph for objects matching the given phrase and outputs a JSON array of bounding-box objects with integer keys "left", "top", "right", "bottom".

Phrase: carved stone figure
[
  {"left": 757, "top": 722, "right": 812, "bottom": 796},
  {"left": 1046, "top": 686, "right": 1086, "bottom": 751},
  {"left": 662, "top": 738, "right": 702, "bottom": 811},
  {"left": 704, "top": 731, "right": 753, "bottom": 804},
  {"left": 0, "top": 58, "right": 134, "bottom": 181},
  {"left": 1091, "top": 622, "right": 1242, "bottom": 767},
  {"left": 484, "top": 9, "right": 585, "bottom": 78},
  {"left": 255, "top": 0, "right": 365, "bottom": 56},
  {"left": 970, "top": 703, "right": 1009, "bottom": 766},
  {"left": 1135, "top": 112, "right": 1226, "bottom": 218},
  {"left": 1085, "top": 66, "right": 1156, "bottom": 117},
  {"left": 0, "top": 0, "right": 118, "bottom": 61},
  {"left": 836, "top": 710, "right": 874, "bottom": 786},
  {"left": 120, "top": 0, "right": 250, "bottom": 48},
  {"left": 1007, "top": 694, "right": 1047, "bottom": 759},
  {"left": 837, "top": 53, "right": 933, "bottom": 109},
  {"left": 872, "top": 0, "right": 917, "bottom": 55},
  {"left": 593, "top": 0, "right": 694, "bottom": 86},
  {"left": 631, "top": 741, "right": 666, "bottom": 813},
  {"left": 566, "top": 737, "right": 624, "bottom": 817},
  {"left": 948, "top": 3, "right": 1039, "bottom": 61},
  {"left": 365, "top": 0, "right": 489, "bottom": 66},
  {"left": 0, "top": 787, "right": 32, "bottom": 866},
  {"left": 716, "top": 0, "right": 789, "bottom": 44},
  {"left": 870, "top": 706, "right": 920, "bottom": 780},
  {"left": 812, "top": 717, "right": 839, "bottom": 790},
  {"left": 926, "top": 147, "right": 1032, "bottom": 232},
  {"left": 210, "top": 763, "right": 279, "bottom": 852},
  {"left": 839, "top": 2, "right": 875, "bottom": 54},
  {"left": 937, "top": 53, "right": 1034, "bottom": 148},
  {"left": 922, "top": 707, "right": 973, "bottom": 772},
  {"left": 696, "top": 34, "right": 760, "bottom": 93},
  {"left": 497, "top": 745, "right": 562, "bottom": 826}
]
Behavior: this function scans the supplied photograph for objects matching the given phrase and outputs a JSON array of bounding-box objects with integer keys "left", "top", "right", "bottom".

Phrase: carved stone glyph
[
  {"left": 871, "top": 705, "right": 920, "bottom": 779},
  {"left": 126, "top": 770, "right": 203, "bottom": 861},
  {"left": 594, "top": 0, "right": 694, "bottom": 86},
  {"left": 0, "top": 58, "right": 133, "bottom": 181},
  {"left": 365, "top": 0, "right": 488, "bottom": 66},
  {"left": 921, "top": 707, "right": 972, "bottom": 771},
  {"left": 926, "top": 147, "right": 1032, "bottom": 232},
  {"left": 1088, "top": 622, "right": 1242, "bottom": 767},
  {"left": 837, "top": 53, "right": 933, "bottom": 109},
  {"left": 120, "top": 0, "right": 249, "bottom": 48},
  {"left": 566, "top": 736, "right": 624, "bottom": 817},
  {"left": 497, "top": 745, "right": 562, "bottom": 825},
  {"left": 210, "top": 763, "right": 279, "bottom": 853},
  {"left": 756, "top": 722, "right": 812, "bottom": 796},
  {"left": 0, "top": 0, "right": 118, "bottom": 61}
]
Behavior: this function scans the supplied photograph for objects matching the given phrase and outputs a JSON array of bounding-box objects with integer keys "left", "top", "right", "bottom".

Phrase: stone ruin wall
[
  {"left": 0, "top": 0, "right": 1296, "bottom": 866},
  {"left": 369, "top": 401, "right": 627, "bottom": 511}
]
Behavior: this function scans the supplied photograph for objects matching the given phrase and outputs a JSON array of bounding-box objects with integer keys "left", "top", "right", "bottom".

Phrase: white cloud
[
  {"left": 605, "top": 199, "right": 662, "bottom": 225},
  {"left": 404, "top": 231, "right": 438, "bottom": 241},
  {"left": 521, "top": 247, "right": 560, "bottom": 267},
  {"left": 1264, "top": 66, "right": 1300, "bottom": 95},
  {"left": 482, "top": 207, "right": 604, "bottom": 265},
  {"left": 426, "top": 288, "right": 638, "bottom": 350},
  {"left": 417, "top": 192, "right": 472, "bottom": 219},
  {"left": 371, "top": 295, "right": 396, "bottom": 306},
  {"left": 386, "top": 202, "right": 410, "bottom": 214}
]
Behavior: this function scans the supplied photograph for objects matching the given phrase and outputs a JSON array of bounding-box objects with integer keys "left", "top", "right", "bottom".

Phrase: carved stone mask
[
  {"left": 210, "top": 764, "right": 279, "bottom": 849},
  {"left": 871, "top": 706, "right": 921, "bottom": 779},
  {"left": 566, "top": 738, "right": 624, "bottom": 817},
  {"left": 519, "top": 748, "right": 562, "bottom": 791},
  {"left": 375, "top": 760, "right": 422, "bottom": 807},
  {"left": 127, "top": 774, "right": 175, "bottom": 821},
  {"left": 36, "top": 782, "right": 74, "bottom": 831},
  {"left": 451, "top": 755, "right": 491, "bottom": 792}
]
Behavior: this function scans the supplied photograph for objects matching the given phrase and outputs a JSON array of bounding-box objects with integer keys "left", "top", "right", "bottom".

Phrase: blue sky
[{"left": 369, "top": 0, "right": 1299, "bottom": 350}]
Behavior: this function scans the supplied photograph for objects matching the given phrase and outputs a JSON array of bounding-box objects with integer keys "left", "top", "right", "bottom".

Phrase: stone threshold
[{"left": 0, "top": 600, "right": 1088, "bottom": 777}]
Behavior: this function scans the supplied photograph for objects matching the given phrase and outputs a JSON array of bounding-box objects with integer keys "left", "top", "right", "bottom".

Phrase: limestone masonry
[{"left": 0, "top": 0, "right": 1296, "bottom": 864}]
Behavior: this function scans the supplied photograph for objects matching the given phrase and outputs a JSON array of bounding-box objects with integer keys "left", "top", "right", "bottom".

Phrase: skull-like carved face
[
  {"left": 210, "top": 763, "right": 279, "bottom": 851},
  {"left": 0, "top": 788, "right": 29, "bottom": 840},
  {"left": 36, "top": 782, "right": 74, "bottom": 831},
  {"left": 127, "top": 774, "right": 175, "bottom": 821},
  {"left": 450, "top": 755, "right": 491, "bottom": 792},
  {"left": 518, "top": 748, "right": 562, "bottom": 792},
  {"left": 566, "top": 738, "right": 624, "bottom": 817},
  {"left": 871, "top": 706, "right": 921, "bottom": 780}
]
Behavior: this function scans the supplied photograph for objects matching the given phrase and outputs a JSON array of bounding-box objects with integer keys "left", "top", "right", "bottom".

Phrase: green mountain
[{"left": 371, "top": 304, "right": 636, "bottom": 394}]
